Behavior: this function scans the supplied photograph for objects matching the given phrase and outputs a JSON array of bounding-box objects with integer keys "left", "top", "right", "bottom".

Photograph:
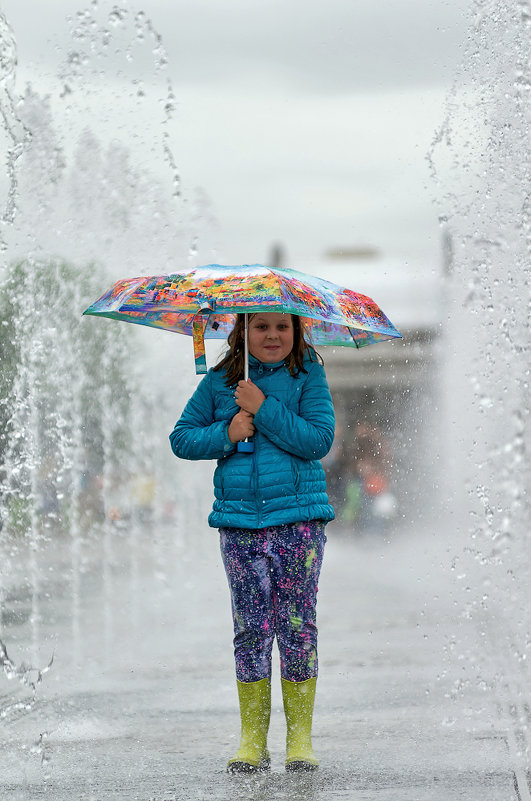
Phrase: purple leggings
[{"left": 219, "top": 521, "right": 326, "bottom": 683}]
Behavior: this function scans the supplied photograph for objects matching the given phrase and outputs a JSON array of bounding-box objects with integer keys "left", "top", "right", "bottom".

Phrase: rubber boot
[
  {"left": 227, "top": 678, "right": 271, "bottom": 773},
  {"left": 281, "top": 676, "right": 319, "bottom": 771}
]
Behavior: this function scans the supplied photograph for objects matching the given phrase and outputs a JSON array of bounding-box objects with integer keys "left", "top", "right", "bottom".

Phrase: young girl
[{"left": 170, "top": 311, "right": 335, "bottom": 773}]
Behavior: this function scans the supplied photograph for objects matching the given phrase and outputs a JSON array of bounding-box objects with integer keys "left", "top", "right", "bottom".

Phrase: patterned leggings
[{"left": 219, "top": 521, "right": 326, "bottom": 683}]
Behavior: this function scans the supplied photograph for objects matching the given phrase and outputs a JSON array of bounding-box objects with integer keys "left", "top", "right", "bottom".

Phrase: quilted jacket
[{"left": 169, "top": 351, "right": 335, "bottom": 529}]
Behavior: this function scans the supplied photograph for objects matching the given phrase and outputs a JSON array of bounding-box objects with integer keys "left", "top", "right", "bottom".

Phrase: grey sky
[
  {"left": 162, "top": 0, "right": 469, "bottom": 93},
  {"left": 1, "top": 0, "right": 472, "bottom": 269},
  {"left": 6, "top": 0, "right": 469, "bottom": 91}
]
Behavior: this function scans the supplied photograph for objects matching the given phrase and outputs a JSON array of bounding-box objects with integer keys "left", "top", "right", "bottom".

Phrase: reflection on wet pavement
[{"left": 0, "top": 525, "right": 521, "bottom": 800}]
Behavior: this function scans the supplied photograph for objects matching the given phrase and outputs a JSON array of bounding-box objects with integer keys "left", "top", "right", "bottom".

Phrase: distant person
[
  {"left": 348, "top": 421, "right": 396, "bottom": 531},
  {"left": 170, "top": 312, "right": 335, "bottom": 773}
]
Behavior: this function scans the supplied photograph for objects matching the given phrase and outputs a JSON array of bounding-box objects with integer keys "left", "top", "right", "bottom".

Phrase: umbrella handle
[{"left": 237, "top": 313, "right": 254, "bottom": 453}]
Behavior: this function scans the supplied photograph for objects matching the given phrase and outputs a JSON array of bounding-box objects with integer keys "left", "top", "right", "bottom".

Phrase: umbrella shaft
[
  {"left": 243, "top": 313, "right": 250, "bottom": 446},
  {"left": 244, "top": 313, "right": 249, "bottom": 382}
]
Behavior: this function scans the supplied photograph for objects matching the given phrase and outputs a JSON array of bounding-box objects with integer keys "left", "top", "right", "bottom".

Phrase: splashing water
[
  {"left": 58, "top": 2, "right": 180, "bottom": 201},
  {"left": 0, "top": 12, "right": 31, "bottom": 243},
  {"left": 0, "top": 638, "right": 53, "bottom": 719},
  {"left": 0, "top": 5, "right": 216, "bottom": 673},
  {"left": 430, "top": 0, "right": 531, "bottom": 769}
]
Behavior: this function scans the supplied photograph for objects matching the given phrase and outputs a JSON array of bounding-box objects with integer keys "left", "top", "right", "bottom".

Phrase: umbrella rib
[{"left": 347, "top": 327, "right": 361, "bottom": 349}]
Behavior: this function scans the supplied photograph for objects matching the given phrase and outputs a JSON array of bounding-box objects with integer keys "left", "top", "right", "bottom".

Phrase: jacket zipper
[
  {"left": 253, "top": 363, "right": 263, "bottom": 525},
  {"left": 252, "top": 439, "right": 262, "bottom": 526}
]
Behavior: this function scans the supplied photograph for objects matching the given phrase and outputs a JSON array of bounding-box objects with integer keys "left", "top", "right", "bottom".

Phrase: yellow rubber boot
[
  {"left": 227, "top": 678, "right": 271, "bottom": 773},
  {"left": 281, "top": 677, "right": 319, "bottom": 771}
]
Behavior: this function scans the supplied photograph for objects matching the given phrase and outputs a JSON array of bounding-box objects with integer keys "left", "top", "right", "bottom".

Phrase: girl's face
[{"left": 247, "top": 313, "right": 294, "bottom": 363}]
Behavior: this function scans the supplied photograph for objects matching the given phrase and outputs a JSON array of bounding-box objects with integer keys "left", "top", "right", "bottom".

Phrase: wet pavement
[{"left": 0, "top": 521, "right": 527, "bottom": 800}]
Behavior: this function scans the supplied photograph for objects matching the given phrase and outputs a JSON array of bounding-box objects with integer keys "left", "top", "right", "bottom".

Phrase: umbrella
[{"left": 83, "top": 263, "right": 402, "bottom": 375}]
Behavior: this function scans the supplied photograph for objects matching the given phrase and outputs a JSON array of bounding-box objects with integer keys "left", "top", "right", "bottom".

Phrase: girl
[{"left": 170, "top": 311, "right": 335, "bottom": 773}]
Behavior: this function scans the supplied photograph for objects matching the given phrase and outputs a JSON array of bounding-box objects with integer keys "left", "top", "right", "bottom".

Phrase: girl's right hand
[{"left": 228, "top": 409, "right": 255, "bottom": 443}]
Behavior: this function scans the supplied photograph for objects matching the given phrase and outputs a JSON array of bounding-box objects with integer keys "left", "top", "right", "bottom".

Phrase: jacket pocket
[
  {"left": 214, "top": 464, "right": 225, "bottom": 501},
  {"left": 291, "top": 458, "right": 301, "bottom": 499}
]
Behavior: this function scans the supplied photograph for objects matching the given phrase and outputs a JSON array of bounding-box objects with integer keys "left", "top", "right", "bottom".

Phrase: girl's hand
[
  {"left": 234, "top": 379, "right": 266, "bottom": 416},
  {"left": 228, "top": 409, "right": 255, "bottom": 443}
]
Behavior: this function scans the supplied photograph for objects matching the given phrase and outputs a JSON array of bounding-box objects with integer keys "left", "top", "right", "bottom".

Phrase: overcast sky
[{"left": 1, "top": 0, "right": 472, "bottom": 271}]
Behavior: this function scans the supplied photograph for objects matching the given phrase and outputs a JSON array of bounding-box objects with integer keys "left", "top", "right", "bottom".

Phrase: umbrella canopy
[{"left": 83, "top": 264, "right": 402, "bottom": 373}]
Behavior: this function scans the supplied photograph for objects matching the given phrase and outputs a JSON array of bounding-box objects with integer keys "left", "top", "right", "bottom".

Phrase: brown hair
[{"left": 213, "top": 313, "right": 323, "bottom": 386}]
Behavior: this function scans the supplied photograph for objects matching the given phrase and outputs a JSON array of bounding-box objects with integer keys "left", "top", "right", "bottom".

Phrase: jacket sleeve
[
  {"left": 169, "top": 371, "right": 236, "bottom": 461},
  {"left": 252, "top": 361, "right": 335, "bottom": 460}
]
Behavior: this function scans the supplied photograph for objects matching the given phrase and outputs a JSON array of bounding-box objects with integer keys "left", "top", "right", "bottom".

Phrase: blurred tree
[
  {"left": 0, "top": 258, "right": 136, "bottom": 536},
  {"left": 0, "top": 88, "right": 188, "bottom": 541}
]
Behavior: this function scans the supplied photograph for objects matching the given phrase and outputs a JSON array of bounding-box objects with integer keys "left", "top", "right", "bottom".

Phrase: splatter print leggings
[{"left": 219, "top": 521, "right": 326, "bottom": 683}]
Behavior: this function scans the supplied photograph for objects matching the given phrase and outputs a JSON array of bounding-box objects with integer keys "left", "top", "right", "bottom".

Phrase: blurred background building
[{"left": 270, "top": 242, "right": 443, "bottom": 536}]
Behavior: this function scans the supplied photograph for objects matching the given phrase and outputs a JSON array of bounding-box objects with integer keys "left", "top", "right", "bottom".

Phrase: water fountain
[
  {"left": 0, "top": 5, "right": 217, "bottom": 687},
  {"left": 0, "top": 0, "right": 529, "bottom": 795},
  {"left": 430, "top": 0, "right": 531, "bottom": 771}
]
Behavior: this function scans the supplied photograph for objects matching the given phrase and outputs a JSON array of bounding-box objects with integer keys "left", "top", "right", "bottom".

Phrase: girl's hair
[{"left": 213, "top": 313, "right": 323, "bottom": 386}]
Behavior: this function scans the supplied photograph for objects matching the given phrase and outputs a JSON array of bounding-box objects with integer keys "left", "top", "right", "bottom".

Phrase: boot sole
[
  {"left": 286, "top": 760, "right": 318, "bottom": 772},
  {"left": 227, "top": 758, "right": 271, "bottom": 774}
]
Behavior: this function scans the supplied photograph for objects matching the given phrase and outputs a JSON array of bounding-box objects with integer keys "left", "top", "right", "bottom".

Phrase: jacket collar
[{"left": 249, "top": 353, "right": 286, "bottom": 371}]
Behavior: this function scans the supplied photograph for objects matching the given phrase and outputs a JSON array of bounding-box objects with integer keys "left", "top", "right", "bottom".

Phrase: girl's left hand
[{"left": 234, "top": 379, "right": 265, "bottom": 416}]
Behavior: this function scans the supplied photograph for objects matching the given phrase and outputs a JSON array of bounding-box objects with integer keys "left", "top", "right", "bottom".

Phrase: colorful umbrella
[{"left": 83, "top": 263, "right": 402, "bottom": 374}]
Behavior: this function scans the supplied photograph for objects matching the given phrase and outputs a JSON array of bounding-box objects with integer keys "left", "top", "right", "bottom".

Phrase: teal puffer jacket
[{"left": 170, "top": 352, "right": 335, "bottom": 529}]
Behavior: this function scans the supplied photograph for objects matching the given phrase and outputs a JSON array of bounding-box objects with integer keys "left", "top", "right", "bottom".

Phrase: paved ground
[{"left": 0, "top": 521, "right": 527, "bottom": 800}]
